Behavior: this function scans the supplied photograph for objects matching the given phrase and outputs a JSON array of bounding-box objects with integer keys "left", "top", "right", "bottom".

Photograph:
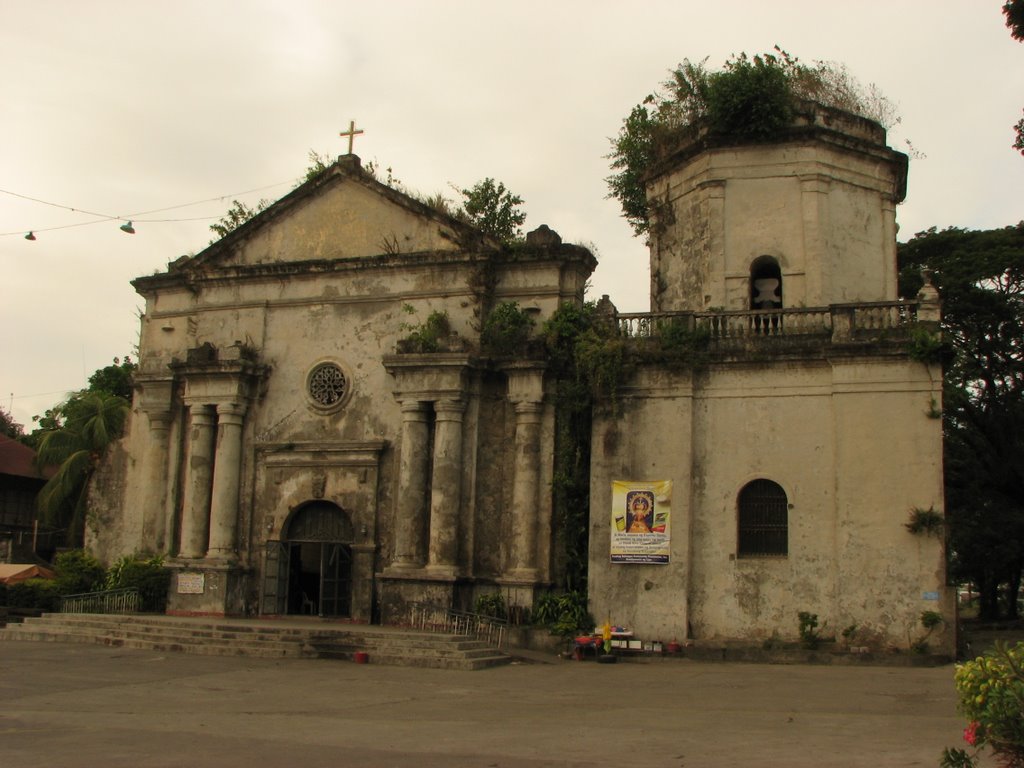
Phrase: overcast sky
[{"left": 2, "top": 1, "right": 1022, "bottom": 429}]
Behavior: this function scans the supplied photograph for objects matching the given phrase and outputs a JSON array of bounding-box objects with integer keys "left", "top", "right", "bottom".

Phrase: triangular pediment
[{"left": 173, "top": 156, "right": 490, "bottom": 273}]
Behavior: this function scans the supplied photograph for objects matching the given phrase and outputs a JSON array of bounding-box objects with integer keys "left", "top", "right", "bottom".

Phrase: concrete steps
[{"left": 0, "top": 613, "right": 512, "bottom": 670}]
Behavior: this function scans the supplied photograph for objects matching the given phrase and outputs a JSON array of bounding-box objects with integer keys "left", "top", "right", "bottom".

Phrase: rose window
[{"left": 308, "top": 363, "right": 347, "bottom": 407}]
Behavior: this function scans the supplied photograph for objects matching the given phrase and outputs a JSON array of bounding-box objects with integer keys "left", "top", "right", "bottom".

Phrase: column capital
[
  {"left": 188, "top": 404, "right": 216, "bottom": 425},
  {"left": 215, "top": 402, "right": 247, "bottom": 421},
  {"left": 434, "top": 398, "right": 466, "bottom": 419}
]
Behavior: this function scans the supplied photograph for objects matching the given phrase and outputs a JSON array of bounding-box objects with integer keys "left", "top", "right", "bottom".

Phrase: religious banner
[{"left": 610, "top": 480, "right": 672, "bottom": 564}]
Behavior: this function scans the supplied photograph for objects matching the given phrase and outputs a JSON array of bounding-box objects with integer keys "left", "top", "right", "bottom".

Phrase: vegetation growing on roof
[{"left": 607, "top": 47, "right": 899, "bottom": 236}]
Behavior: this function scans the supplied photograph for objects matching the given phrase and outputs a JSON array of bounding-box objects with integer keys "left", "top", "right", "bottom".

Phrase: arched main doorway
[{"left": 262, "top": 501, "right": 354, "bottom": 617}]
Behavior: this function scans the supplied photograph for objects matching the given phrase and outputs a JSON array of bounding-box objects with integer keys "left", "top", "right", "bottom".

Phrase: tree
[
  {"left": 1006, "top": 0, "right": 1024, "bottom": 41},
  {"left": 34, "top": 391, "right": 129, "bottom": 546},
  {"left": 1004, "top": 2, "right": 1024, "bottom": 155},
  {"left": 608, "top": 48, "right": 897, "bottom": 236},
  {"left": 898, "top": 223, "right": 1024, "bottom": 619},
  {"left": 0, "top": 406, "right": 23, "bottom": 439},
  {"left": 87, "top": 356, "right": 136, "bottom": 400},
  {"left": 27, "top": 355, "right": 136, "bottom": 545},
  {"left": 459, "top": 178, "right": 526, "bottom": 243}
]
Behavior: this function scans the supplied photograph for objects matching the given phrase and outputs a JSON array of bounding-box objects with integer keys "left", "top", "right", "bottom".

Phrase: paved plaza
[{"left": 0, "top": 640, "right": 967, "bottom": 767}]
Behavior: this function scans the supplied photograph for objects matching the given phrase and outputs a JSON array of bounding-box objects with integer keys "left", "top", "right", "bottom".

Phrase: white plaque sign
[{"left": 177, "top": 572, "right": 205, "bottom": 594}]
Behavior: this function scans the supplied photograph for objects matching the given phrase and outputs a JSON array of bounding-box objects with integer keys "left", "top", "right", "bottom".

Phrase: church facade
[{"left": 89, "top": 103, "right": 951, "bottom": 654}]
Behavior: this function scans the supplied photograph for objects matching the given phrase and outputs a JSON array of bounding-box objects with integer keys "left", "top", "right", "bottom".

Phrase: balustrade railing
[
  {"left": 405, "top": 602, "right": 507, "bottom": 649},
  {"left": 59, "top": 587, "right": 140, "bottom": 614},
  {"left": 617, "top": 301, "right": 918, "bottom": 343}
]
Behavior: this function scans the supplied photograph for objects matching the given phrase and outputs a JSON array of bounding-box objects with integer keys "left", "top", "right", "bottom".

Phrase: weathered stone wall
[{"left": 588, "top": 353, "right": 950, "bottom": 654}]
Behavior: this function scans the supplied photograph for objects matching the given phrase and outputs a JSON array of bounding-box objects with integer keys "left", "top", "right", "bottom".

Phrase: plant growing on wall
[
  {"left": 607, "top": 48, "right": 898, "bottom": 236},
  {"left": 905, "top": 506, "right": 944, "bottom": 537},
  {"left": 397, "top": 308, "right": 453, "bottom": 353},
  {"left": 481, "top": 301, "right": 535, "bottom": 357}
]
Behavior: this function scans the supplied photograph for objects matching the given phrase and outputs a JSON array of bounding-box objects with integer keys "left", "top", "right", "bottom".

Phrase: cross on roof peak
[{"left": 339, "top": 120, "right": 364, "bottom": 155}]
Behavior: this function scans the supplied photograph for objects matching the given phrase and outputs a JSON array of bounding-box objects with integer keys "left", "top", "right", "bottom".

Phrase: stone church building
[{"left": 90, "top": 103, "right": 951, "bottom": 654}]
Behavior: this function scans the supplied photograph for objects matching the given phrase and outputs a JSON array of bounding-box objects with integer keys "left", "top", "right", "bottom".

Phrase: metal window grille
[{"left": 737, "top": 479, "right": 788, "bottom": 556}]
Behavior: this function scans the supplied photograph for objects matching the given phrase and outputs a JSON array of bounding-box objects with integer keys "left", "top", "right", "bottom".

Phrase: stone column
[
  {"left": 392, "top": 400, "right": 431, "bottom": 569},
  {"left": 139, "top": 410, "right": 172, "bottom": 553},
  {"left": 426, "top": 399, "right": 465, "bottom": 576},
  {"left": 507, "top": 401, "right": 543, "bottom": 579},
  {"left": 206, "top": 402, "right": 247, "bottom": 559},
  {"left": 178, "top": 405, "right": 216, "bottom": 559}
]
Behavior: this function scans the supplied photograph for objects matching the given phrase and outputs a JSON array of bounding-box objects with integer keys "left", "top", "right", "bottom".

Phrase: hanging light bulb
[
  {"left": 120, "top": 221, "right": 135, "bottom": 234},
  {"left": 24, "top": 231, "right": 36, "bottom": 241}
]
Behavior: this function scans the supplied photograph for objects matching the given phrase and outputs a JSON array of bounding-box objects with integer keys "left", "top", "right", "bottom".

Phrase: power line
[{"left": 0, "top": 179, "right": 294, "bottom": 238}]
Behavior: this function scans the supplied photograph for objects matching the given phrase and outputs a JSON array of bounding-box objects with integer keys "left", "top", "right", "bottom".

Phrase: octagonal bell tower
[{"left": 645, "top": 102, "right": 908, "bottom": 313}]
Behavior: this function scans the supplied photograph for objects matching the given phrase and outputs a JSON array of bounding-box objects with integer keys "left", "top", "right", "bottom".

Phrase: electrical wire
[{"left": 0, "top": 179, "right": 293, "bottom": 237}]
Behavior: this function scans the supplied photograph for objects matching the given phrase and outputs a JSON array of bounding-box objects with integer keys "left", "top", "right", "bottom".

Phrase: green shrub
[
  {"left": 533, "top": 591, "right": 593, "bottom": 638},
  {"left": 105, "top": 555, "right": 171, "bottom": 612},
  {"left": 798, "top": 611, "right": 825, "bottom": 649},
  {"left": 481, "top": 301, "right": 534, "bottom": 356},
  {"left": 475, "top": 592, "right": 507, "bottom": 620},
  {"left": 7, "top": 578, "right": 59, "bottom": 611},
  {"left": 398, "top": 310, "right": 452, "bottom": 353},
  {"left": 53, "top": 549, "right": 105, "bottom": 595},
  {"left": 942, "top": 641, "right": 1024, "bottom": 767}
]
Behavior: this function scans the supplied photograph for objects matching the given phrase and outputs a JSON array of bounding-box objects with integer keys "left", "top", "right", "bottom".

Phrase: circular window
[{"left": 307, "top": 362, "right": 348, "bottom": 408}]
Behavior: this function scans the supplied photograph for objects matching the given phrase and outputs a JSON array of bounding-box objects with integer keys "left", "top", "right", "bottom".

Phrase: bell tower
[{"left": 645, "top": 102, "right": 908, "bottom": 313}]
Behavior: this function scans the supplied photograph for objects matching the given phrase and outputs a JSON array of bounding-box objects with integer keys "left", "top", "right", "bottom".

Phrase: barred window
[{"left": 737, "top": 479, "right": 788, "bottom": 557}]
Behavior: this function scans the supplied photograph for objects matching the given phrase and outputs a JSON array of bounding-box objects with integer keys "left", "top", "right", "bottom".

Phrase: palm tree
[{"left": 35, "top": 392, "right": 129, "bottom": 546}]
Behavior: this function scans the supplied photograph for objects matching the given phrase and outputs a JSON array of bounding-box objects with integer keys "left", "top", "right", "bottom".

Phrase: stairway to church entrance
[{"left": 262, "top": 501, "right": 354, "bottom": 618}]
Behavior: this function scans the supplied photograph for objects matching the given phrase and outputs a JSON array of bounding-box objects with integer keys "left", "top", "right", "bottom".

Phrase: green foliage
[
  {"left": 905, "top": 506, "right": 944, "bottom": 537},
  {"left": 105, "top": 554, "right": 171, "bottom": 612},
  {"left": 87, "top": 356, "right": 136, "bottom": 400},
  {"left": 532, "top": 591, "right": 593, "bottom": 638},
  {"left": 474, "top": 592, "right": 507, "bottom": 620},
  {"left": 541, "top": 302, "right": 600, "bottom": 591},
  {"left": 53, "top": 549, "right": 106, "bottom": 595},
  {"left": 573, "top": 328, "right": 626, "bottom": 403},
  {"left": 907, "top": 327, "right": 953, "bottom": 365},
  {"left": 637, "top": 319, "right": 711, "bottom": 369},
  {"left": 397, "top": 310, "right": 452, "bottom": 353},
  {"left": 1006, "top": 1, "right": 1024, "bottom": 41},
  {"left": 6, "top": 578, "right": 58, "bottom": 611},
  {"left": 797, "top": 611, "right": 824, "bottom": 649},
  {"left": 898, "top": 223, "right": 1024, "bottom": 621},
  {"left": 0, "top": 406, "right": 23, "bottom": 439},
  {"left": 481, "top": 301, "right": 534, "bottom": 356},
  {"left": 705, "top": 52, "right": 795, "bottom": 140},
  {"left": 303, "top": 149, "right": 333, "bottom": 183},
  {"left": 910, "top": 610, "right": 944, "bottom": 654},
  {"left": 606, "top": 104, "right": 659, "bottom": 237},
  {"left": 209, "top": 198, "right": 270, "bottom": 240},
  {"left": 34, "top": 392, "right": 130, "bottom": 544},
  {"left": 946, "top": 641, "right": 1024, "bottom": 766},
  {"left": 459, "top": 178, "right": 526, "bottom": 243},
  {"left": 607, "top": 48, "right": 898, "bottom": 236}
]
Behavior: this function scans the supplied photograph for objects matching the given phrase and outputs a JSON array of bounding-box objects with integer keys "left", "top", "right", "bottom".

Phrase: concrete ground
[{"left": 0, "top": 640, "right": 971, "bottom": 768}]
